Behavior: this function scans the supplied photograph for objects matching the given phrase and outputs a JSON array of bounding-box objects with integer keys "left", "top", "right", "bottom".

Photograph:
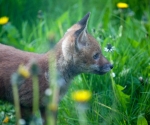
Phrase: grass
[{"left": 0, "top": 0, "right": 150, "bottom": 124}]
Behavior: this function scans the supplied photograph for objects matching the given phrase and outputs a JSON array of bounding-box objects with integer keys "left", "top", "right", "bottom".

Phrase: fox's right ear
[{"left": 75, "top": 12, "right": 90, "bottom": 51}]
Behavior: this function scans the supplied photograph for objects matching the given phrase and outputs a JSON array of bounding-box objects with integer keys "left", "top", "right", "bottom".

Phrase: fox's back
[
  {"left": 0, "top": 44, "right": 39, "bottom": 84},
  {"left": 0, "top": 44, "right": 48, "bottom": 104}
]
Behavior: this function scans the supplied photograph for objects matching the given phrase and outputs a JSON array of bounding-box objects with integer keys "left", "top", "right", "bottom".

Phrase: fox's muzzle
[{"left": 94, "top": 63, "right": 113, "bottom": 75}]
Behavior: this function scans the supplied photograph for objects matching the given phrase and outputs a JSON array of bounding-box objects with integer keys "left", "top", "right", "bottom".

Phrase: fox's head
[{"left": 59, "top": 12, "right": 113, "bottom": 75}]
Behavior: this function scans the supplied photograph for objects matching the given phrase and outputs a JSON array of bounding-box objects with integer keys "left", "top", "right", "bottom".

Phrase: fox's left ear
[{"left": 75, "top": 12, "right": 90, "bottom": 51}]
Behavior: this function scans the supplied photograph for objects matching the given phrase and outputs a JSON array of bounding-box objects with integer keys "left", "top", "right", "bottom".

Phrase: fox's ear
[
  {"left": 78, "top": 12, "right": 90, "bottom": 27},
  {"left": 75, "top": 12, "right": 90, "bottom": 51}
]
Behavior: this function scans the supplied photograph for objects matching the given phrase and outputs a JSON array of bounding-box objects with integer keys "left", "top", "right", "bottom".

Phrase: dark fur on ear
[
  {"left": 74, "top": 26, "right": 88, "bottom": 51},
  {"left": 74, "top": 13, "right": 91, "bottom": 51},
  {"left": 75, "top": 26, "right": 86, "bottom": 37},
  {"left": 78, "top": 12, "right": 90, "bottom": 26},
  {"left": 75, "top": 12, "right": 91, "bottom": 38},
  {"left": 74, "top": 26, "right": 85, "bottom": 51}
]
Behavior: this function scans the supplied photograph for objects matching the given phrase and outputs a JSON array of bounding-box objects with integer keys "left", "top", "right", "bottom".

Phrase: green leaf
[
  {"left": 137, "top": 115, "right": 148, "bottom": 125},
  {"left": 3, "top": 23, "right": 20, "bottom": 38},
  {"left": 114, "top": 84, "right": 130, "bottom": 109},
  {"left": 128, "top": 38, "right": 139, "bottom": 48}
]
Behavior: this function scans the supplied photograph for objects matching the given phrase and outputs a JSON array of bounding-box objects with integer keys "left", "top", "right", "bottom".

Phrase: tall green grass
[{"left": 0, "top": 0, "right": 150, "bottom": 124}]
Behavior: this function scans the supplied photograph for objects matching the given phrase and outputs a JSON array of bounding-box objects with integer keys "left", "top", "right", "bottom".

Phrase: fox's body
[
  {"left": 0, "top": 13, "right": 113, "bottom": 123},
  {"left": 0, "top": 44, "right": 49, "bottom": 105}
]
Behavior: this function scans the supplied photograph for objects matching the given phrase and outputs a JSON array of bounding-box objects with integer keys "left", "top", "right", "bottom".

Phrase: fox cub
[{"left": 0, "top": 12, "right": 113, "bottom": 123}]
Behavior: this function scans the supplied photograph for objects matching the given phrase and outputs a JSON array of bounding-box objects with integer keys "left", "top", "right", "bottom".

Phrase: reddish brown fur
[{"left": 0, "top": 13, "right": 113, "bottom": 124}]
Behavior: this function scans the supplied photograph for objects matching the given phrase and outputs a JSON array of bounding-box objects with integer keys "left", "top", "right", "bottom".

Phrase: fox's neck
[
  {"left": 55, "top": 42, "right": 80, "bottom": 83},
  {"left": 44, "top": 44, "right": 79, "bottom": 85},
  {"left": 60, "top": 61, "right": 79, "bottom": 83},
  {"left": 57, "top": 55, "right": 79, "bottom": 84},
  {"left": 42, "top": 44, "right": 79, "bottom": 96}
]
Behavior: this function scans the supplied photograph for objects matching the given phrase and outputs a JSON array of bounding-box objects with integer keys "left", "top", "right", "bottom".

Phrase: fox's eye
[{"left": 93, "top": 53, "right": 100, "bottom": 60}]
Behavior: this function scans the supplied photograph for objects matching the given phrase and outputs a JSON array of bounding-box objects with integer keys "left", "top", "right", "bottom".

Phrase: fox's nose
[{"left": 110, "top": 64, "right": 113, "bottom": 69}]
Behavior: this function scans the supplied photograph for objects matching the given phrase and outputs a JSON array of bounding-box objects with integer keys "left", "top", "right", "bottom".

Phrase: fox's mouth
[
  {"left": 93, "top": 64, "right": 113, "bottom": 75},
  {"left": 94, "top": 68, "right": 111, "bottom": 75}
]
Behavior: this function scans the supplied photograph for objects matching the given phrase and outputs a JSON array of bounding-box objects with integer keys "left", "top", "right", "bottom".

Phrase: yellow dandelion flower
[
  {"left": 18, "top": 65, "right": 30, "bottom": 78},
  {"left": 72, "top": 90, "right": 92, "bottom": 102},
  {"left": 0, "top": 16, "right": 9, "bottom": 25},
  {"left": 3, "top": 116, "right": 9, "bottom": 123},
  {"left": 117, "top": 2, "right": 128, "bottom": 9}
]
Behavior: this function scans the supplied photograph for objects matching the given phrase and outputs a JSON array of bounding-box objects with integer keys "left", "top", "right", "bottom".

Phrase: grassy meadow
[{"left": 0, "top": 0, "right": 150, "bottom": 124}]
